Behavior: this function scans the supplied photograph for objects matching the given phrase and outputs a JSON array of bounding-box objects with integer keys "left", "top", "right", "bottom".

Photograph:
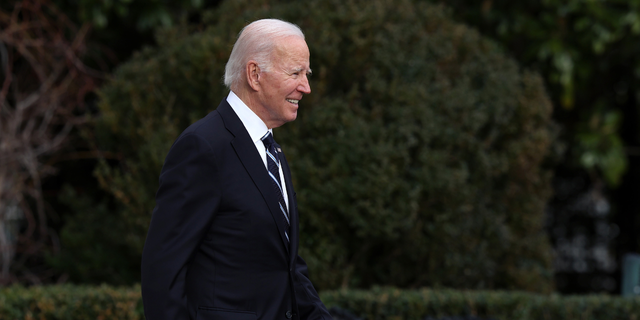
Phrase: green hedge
[
  {"left": 0, "top": 285, "right": 143, "bottom": 319},
  {"left": 2, "top": 285, "right": 640, "bottom": 320},
  {"left": 322, "top": 287, "right": 640, "bottom": 320},
  {"left": 58, "top": 0, "right": 556, "bottom": 292}
]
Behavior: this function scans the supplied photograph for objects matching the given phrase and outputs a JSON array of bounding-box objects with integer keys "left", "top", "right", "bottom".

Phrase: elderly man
[{"left": 141, "top": 19, "right": 332, "bottom": 320}]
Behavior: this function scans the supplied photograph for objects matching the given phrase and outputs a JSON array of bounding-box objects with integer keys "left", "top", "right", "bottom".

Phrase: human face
[{"left": 256, "top": 36, "right": 311, "bottom": 128}]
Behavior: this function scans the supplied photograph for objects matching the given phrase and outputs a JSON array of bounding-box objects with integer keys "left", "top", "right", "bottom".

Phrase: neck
[{"left": 233, "top": 88, "right": 273, "bottom": 129}]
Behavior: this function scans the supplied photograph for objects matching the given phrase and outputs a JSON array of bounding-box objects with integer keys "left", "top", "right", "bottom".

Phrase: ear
[{"left": 246, "top": 60, "right": 261, "bottom": 91}]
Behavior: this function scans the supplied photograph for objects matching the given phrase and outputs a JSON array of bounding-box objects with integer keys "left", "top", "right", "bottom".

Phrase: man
[{"left": 141, "top": 19, "right": 332, "bottom": 320}]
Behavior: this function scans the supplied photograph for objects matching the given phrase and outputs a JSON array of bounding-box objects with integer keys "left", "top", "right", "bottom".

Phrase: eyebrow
[{"left": 291, "top": 67, "right": 312, "bottom": 76}]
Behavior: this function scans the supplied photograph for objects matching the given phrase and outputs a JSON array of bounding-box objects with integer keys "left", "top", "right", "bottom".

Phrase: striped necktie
[{"left": 261, "top": 131, "right": 290, "bottom": 241}]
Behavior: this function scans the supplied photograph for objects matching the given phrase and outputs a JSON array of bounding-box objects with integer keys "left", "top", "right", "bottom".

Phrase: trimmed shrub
[
  {"left": 0, "top": 284, "right": 143, "bottom": 319},
  {"left": 330, "top": 306, "right": 365, "bottom": 320},
  {"left": 70, "top": 0, "right": 556, "bottom": 291},
  {"left": 2, "top": 286, "right": 640, "bottom": 320},
  {"left": 321, "top": 287, "right": 640, "bottom": 320}
]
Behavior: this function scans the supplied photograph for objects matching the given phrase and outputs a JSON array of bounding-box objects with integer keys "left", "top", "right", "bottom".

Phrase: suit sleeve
[
  {"left": 294, "top": 255, "right": 333, "bottom": 320},
  {"left": 141, "top": 133, "right": 220, "bottom": 320}
]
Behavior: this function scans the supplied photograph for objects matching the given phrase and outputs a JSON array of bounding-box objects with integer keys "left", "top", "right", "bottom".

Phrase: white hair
[{"left": 224, "top": 19, "right": 305, "bottom": 89}]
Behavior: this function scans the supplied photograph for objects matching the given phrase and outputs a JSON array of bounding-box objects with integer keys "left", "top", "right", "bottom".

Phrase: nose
[{"left": 298, "top": 74, "right": 311, "bottom": 94}]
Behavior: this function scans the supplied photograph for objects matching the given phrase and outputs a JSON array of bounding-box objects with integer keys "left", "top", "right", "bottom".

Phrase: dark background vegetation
[
  {"left": 1, "top": 0, "right": 639, "bottom": 295},
  {"left": 86, "top": 0, "right": 555, "bottom": 292}
]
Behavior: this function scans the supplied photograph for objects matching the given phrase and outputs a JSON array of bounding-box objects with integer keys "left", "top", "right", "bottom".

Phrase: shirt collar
[{"left": 226, "top": 91, "right": 271, "bottom": 143}]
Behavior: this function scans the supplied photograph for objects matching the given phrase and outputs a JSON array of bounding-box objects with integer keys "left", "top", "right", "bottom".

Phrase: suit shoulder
[
  {"left": 184, "top": 110, "right": 223, "bottom": 134},
  {"left": 176, "top": 110, "right": 229, "bottom": 144}
]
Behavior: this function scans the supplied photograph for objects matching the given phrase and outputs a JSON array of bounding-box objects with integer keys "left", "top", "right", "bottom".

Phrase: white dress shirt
[{"left": 226, "top": 91, "right": 290, "bottom": 211}]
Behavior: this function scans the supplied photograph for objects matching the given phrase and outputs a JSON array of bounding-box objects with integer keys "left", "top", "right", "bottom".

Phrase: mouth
[{"left": 286, "top": 99, "right": 300, "bottom": 105}]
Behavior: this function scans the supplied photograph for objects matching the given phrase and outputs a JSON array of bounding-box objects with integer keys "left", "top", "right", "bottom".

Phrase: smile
[{"left": 286, "top": 99, "right": 299, "bottom": 104}]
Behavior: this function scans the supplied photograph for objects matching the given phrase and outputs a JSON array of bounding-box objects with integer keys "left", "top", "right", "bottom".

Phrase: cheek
[
  {"left": 269, "top": 84, "right": 285, "bottom": 98},
  {"left": 286, "top": 83, "right": 300, "bottom": 95}
]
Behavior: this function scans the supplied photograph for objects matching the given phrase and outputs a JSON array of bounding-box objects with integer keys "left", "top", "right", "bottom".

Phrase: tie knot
[{"left": 261, "top": 131, "right": 276, "bottom": 147}]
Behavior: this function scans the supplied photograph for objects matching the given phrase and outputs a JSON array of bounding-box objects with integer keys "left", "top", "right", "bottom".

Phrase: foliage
[
  {"left": 2, "top": 285, "right": 640, "bottom": 320},
  {"left": 0, "top": 0, "right": 101, "bottom": 284},
  {"left": 45, "top": 186, "right": 139, "bottom": 285},
  {"left": 52, "top": 0, "right": 206, "bottom": 31},
  {"left": 321, "top": 287, "right": 640, "bottom": 320},
  {"left": 435, "top": 0, "right": 640, "bottom": 186},
  {"left": 434, "top": 0, "right": 640, "bottom": 294},
  {"left": 86, "top": 0, "right": 556, "bottom": 292},
  {"left": 48, "top": 0, "right": 222, "bottom": 76},
  {"left": 0, "top": 284, "right": 143, "bottom": 319}
]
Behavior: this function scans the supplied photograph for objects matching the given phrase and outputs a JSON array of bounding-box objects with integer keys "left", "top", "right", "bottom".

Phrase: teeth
[{"left": 286, "top": 99, "right": 299, "bottom": 104}]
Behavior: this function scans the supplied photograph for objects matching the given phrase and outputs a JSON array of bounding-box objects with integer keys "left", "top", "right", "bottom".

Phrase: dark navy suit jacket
[{"left": 141, "top": 99, "right": 332, "bottom": 320}]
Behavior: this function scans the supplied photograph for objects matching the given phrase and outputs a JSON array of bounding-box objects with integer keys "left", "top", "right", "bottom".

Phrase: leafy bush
[
  {"left": 2, "top": 285, "right": 640, "bottom": 320},
  {"left": 321, "top": 287, "right": 640, "bottom": 320},
  {"left": 0, "top": 284, "right": 143, "bottom": 319},
  {"left": 329, "top": 306, "right": 365, "bottom": 320},
  {"left": 64, "top": 0, "right": 556, "bottom": 291},
  {"left": 46, "top": 186, "right": 139, "bottom": 284}
]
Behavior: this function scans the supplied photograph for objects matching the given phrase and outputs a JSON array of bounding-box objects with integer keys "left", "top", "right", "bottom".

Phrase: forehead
[{"left": 272, "top": 36, "right": 310, "bottom": 68}]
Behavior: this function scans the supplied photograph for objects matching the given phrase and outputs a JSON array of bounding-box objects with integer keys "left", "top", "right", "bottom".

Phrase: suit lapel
[{"left": 217, "top": 100, "right": 290, "bottom": 253}]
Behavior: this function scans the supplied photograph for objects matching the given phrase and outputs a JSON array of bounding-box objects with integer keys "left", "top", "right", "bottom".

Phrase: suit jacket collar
[{"left": 216, "top": 100, "right": 292, "bottom": 254}]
